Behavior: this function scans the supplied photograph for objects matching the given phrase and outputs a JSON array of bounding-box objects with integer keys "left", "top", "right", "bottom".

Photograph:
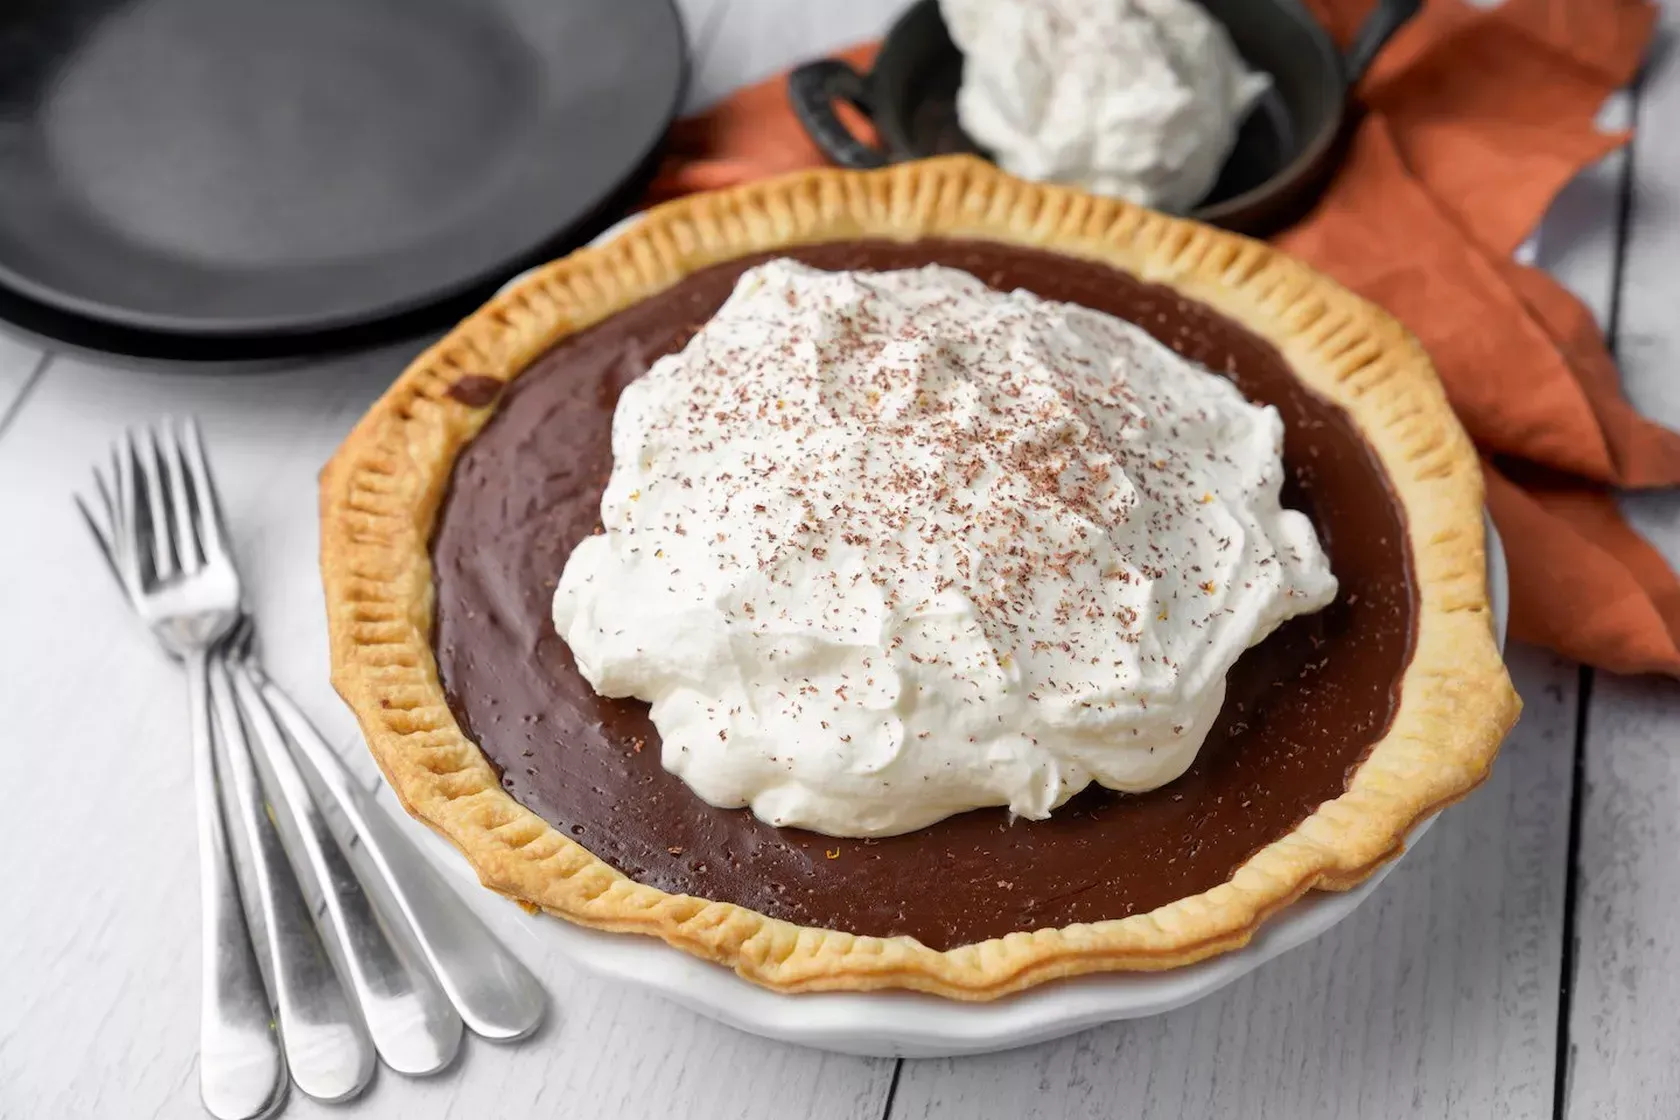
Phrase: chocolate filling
[{"left": 432, "top": 240, "right": 1415, "bottom": 951}]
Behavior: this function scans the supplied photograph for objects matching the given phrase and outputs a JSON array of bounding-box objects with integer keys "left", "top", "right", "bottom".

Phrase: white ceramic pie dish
[
  {"left": 383, "top": 521, "right": 1503, "bottom": 1058},
  {"left": 401, "top": 233, "right": 1513, "bottom": 1057}
]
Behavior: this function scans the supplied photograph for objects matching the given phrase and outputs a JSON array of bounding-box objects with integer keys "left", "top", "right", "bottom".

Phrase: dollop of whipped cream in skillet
[
  {"left": 939, "top": 0, "right": 1269, "bottom": 213},
  {"left": 553, "top": 260, "right": 1336, "bottom": 838}
]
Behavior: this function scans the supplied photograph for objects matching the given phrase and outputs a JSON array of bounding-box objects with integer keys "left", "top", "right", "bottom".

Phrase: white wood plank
[
  {"left": 889, "top": 648, "right": 1575, "bottom": 1120},
  {"left": 1566, "top": 3, "right": 1680, "bottom": 1114},
  {"left": 0, "top": 351, "right": 892, "bottom": 1119},
  {"left": 672, "top": 0, "right": 736, "bottom": 114},
  {"left": 686, "top": 0, "right": 905, "bottom": 109}
]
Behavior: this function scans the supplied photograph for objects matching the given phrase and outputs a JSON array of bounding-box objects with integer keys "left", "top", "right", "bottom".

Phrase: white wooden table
[{"left": 3, "top": 2, "right": 1678, "bottom": 1117}]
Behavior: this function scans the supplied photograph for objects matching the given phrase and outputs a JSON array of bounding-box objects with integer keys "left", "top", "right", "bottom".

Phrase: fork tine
[
  {"left": 159, "top": 420, "right": 204, "bottom": 574},
  {"left": 92, "top": 463, "right": 136, "bottom": 584},
  {"left": 120, "top": 430, "right": 162, "bottom": 588},
  {"left": 93, "top": 465, "right": 120, "bottom": 554},
  {"left": 147, "top": 424, "right": 186, "bottom": 580},
  {"left": 141, "top": 426, "right": 180, "bottom": 581},
  {"left": 181, "top": 418, "right": 231, "bottom": 562},
  {"left": 74, "top": 493, "right": 128, "bottom": 596},
  {"left": 108, "top": 444, "right": 130, "bottom": 548}
]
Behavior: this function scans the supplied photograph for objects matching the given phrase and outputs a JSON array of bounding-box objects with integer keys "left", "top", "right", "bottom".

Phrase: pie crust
[{"left": 321, "top": 156, "right": 1521, "bottom": 999}]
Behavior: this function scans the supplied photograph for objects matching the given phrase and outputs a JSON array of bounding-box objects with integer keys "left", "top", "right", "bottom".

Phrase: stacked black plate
[{"left": 0, "top": 0, "right": 687, "bottom": 362}]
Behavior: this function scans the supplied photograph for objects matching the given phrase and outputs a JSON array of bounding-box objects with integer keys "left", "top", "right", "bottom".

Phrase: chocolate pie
[{"left": 321, "top": 157, "right": 1519, "bottom": 999}]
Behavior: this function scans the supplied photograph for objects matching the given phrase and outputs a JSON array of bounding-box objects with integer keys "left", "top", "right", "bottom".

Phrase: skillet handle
[
  {"left": 788, "top": 59, "right": 890, "bottom": 169},
  {"left": 1342, "top": 0, "right": 1422, "bottom": 85}
]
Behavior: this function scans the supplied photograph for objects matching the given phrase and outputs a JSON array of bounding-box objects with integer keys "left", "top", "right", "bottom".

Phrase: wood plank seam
[
  {"left": 1552, "top": 72, "right": 1640, "bottom": 1120},
  {"left": 0, "top": 352, "right": 52, "bottom": 444},
  {"left": 1554, "top": 666, "right": 1594, "bottom": 1117},
  {"left": 879, "top": 1057, "right": 905, "bottom": 1119}
]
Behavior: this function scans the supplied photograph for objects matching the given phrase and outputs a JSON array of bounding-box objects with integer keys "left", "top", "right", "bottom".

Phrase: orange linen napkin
[
  {"left": 1287, "top": 0, "right": 1680, "bottom": 675},
  {"left": 644, "top": 0, "right": 1680, "bottom": 676}
]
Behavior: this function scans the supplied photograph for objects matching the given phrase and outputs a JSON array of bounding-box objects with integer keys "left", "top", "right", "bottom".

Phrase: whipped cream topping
[
  {"left": 940, "top": 0, "right": 1269, "bottom": 213},
  {"left": 553, "top": 260, "right": 1337, "bottom": 838}
]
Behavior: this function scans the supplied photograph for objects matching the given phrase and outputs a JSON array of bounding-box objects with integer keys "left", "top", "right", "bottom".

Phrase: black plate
[
  {"left": 0, "top": 139, "right": 664, "bottom": 367},
  {"left": 0, "top": 0, "right": 686, "bottom": 339}
]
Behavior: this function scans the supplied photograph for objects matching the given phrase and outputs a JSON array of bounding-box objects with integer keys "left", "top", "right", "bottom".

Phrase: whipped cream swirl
[
  {"left": 940, "top": 0, "right": 1269, "bottom": 213},
  {"left": 554, "top": 261, "right": 1336, "bottom": 837}
]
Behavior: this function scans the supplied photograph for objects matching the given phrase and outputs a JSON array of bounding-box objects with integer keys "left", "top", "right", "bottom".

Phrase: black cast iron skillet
[{"left": 789, "top": 0, "right": 1420, "bottom": 237}]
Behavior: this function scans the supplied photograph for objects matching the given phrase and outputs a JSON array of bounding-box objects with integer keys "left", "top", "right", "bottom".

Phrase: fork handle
[
  {"left": 230, "top": 664, "right": 462, "bottom": 1075},
  {"left": 207, "top": 660, "right": 375, "bottom": 1102},
  {"left": 258, "top": 674, "right": 545, "bottom": 1041},
  {"left": 187, "top": 649, "right": 287, "bottom": 1120}
]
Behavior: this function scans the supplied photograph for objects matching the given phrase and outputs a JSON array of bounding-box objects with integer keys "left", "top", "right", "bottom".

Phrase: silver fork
[
  {"left": 236, "top": 654, "right": 545, "bottom": 1044},
  {"left": 80, "top": 421, "right": 371, "bottom": 1112},
  {"left": 80, "top": 422, "right": 543, "bottom": 1053},
  {"left": 222, "top": 621, "right": 465, "bottom": 1075}
]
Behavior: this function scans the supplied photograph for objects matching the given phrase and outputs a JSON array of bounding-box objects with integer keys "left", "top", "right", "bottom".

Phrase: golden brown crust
[{"left": 321, "top": 157, "right": 1520, "bottom": 999}]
